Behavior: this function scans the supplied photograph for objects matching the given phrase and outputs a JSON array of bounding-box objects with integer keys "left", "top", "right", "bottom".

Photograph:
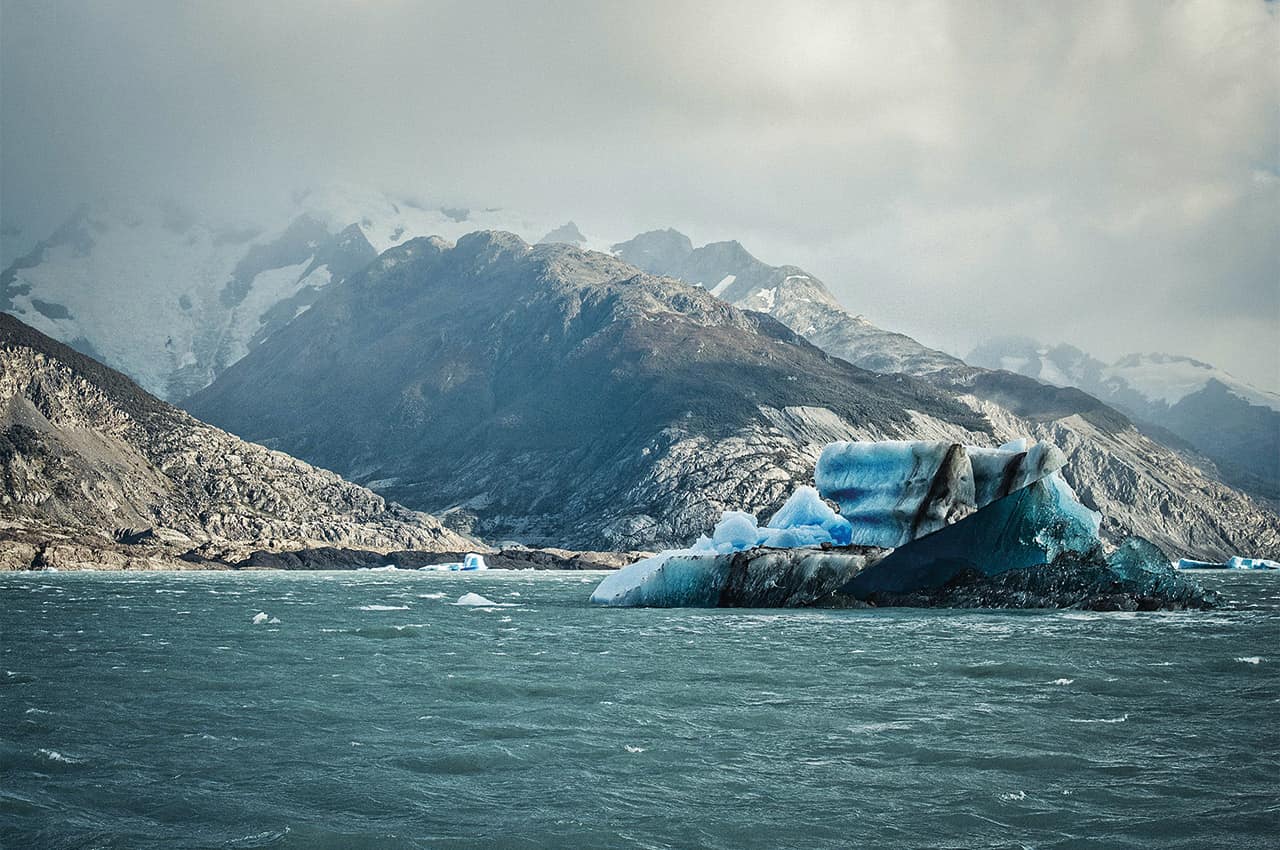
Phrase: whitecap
[
  {"left": 357, "top": 604, "right": 410, "bottom": 611},
  {"left": 999, "top": 790, "right": 1027, "bottom": 802},
  {"left": 1068, "top": 713, "right": 1129, "bottom": 724},
  {"left": 624, "top": 744, "right": 646, "bottom": 753},
  {"left": 1236, "top": 656, "right": 1263, "bottom": 664},
  {"left": 1050, "top": 678, "right": 1074, "bottom": 686},
  {"left": 418, "top": 593, "right": 446, "bottom": 600},
  {"left": 37, "top": 748, "right": 82, "bottom": 764}
]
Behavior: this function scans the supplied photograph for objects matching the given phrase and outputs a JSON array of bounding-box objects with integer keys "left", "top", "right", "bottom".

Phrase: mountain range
[
  {"left": 0, "top": 189, "right": 592, "bottom": 401},
  {"left": 3, "top": 197, "right": 1277, "bottom": 561},
  {"left": 186, "top": 232, "right": 990, "bottom": 549},
  {"left": 606, "top": 229, "right": 1280, "bottom": 556},
  {"left": 187, "top": 230, "right": 1279, "bottom": 558}
]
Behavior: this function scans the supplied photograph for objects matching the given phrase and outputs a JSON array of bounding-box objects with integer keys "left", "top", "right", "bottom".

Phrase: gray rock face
[
  {"left": 612, "top": 230, "right": 963, "bottom": 375},
  {"left": 537, "top": 221, "right": 587, "bottom": 246},
  {"left": 614, "top": 230, "right": 1280, "bottom": 561},
  {"left": 187, "top": 231, "right": 991, "bottom": 550},
  {"left": 0, "top": 313, "right": 473, "bottom": 569}
]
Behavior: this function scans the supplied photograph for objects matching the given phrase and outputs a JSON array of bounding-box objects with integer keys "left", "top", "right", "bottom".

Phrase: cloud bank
[{"left": 3, "top": 0, "right": 1277, "bottom": 388}]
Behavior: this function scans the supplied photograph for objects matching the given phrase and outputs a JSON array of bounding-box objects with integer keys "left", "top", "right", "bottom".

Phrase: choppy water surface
[{"left": 2, "top": 569, "right": 1277, "bottom": 849}]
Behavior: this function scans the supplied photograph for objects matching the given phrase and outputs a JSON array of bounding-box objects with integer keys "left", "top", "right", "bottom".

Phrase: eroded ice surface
[
  {"left": 815, "top": 441, "right": 975, "bottom": 548},
  {"left": 588, "top": 547, "right": 881, "bottom": 607},
  {"left": 688, "top": 486, "right": 853, "bottom": 555},
  {"left": 814, "top": 439, "right": 1066, "bottom": 549}
]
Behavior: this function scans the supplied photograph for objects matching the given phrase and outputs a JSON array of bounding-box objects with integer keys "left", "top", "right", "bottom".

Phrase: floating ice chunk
[
  {"left": 591, "top": 438, "right": 1213, "bottom": 610},
  {"left": 418, "top": 553, "right": 488, "bottom": 571},
  {"left": 251, "top": 612, "right": 269, "bottom": 624},
  {"left": 1177, "top": 555, "right": 1280, "bottom": 570},
  {"left": 453, "top": 593, "right": 514, "bottom": 607},
  {"left": 1227, "top": 556, "right": 1279, "bottom": 570}
]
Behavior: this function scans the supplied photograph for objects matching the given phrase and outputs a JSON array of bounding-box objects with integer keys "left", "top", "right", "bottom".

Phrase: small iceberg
[
  {"left": 453, "top": 592, "right": 514, "bottom": 607},
  {"left": 419, "top": 553, "right": 488, "bottom": 572},
  {"left": 1177, "top": 556, "right": 1279, "bottom": 570}
]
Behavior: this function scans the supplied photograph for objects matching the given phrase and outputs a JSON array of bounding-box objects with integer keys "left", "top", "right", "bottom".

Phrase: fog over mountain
[{"left": 2, "top": 0, "right": 1277, "bottom": 390}]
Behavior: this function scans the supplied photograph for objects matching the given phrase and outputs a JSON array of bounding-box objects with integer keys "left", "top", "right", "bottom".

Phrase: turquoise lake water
[{"left": 2, "top": 569, "right": 1277, "bottom": 849}]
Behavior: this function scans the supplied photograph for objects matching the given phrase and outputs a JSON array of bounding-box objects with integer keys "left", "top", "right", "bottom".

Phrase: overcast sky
[{"left": 3, "top": 0, "right": 1278, "bottom": 389}]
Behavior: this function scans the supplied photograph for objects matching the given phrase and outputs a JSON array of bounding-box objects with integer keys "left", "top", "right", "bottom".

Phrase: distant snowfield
[
  {"left": 1, "top": 186, "right": 613, "bottom": 400},
  {"left": 1103, "top": 354, "right": 1280, "bottom": 411}
]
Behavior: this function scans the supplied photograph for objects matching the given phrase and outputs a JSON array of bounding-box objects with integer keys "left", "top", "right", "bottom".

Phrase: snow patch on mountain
[
  {"left": 1, "top": 188, "right": 600, "bottom": 400},
  {"left": 1104, "top": 353, "right": 1280, "bottom": 411},
  {"left": 709, "top": 274, "right": 736, "bottom": 297}
]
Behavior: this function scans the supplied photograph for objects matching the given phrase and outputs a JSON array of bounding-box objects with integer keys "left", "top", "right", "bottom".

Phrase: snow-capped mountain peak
[{"left": 1103, "top": 352, "right": 1280, "bottom": 412}]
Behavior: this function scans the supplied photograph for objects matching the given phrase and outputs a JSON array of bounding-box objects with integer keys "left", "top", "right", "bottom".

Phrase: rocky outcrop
[
  {"left": 612, "top": 229, "right": 963, "bottom": 375},
  {"left": 236, "top": 546, "right": 648, "bottom": 571},
  {"left": 0, "top": 313, "right": 474, "bottom": 569}
]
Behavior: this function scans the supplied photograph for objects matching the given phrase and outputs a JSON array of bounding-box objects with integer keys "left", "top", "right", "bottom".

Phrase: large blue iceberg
[{"left": 591, "top": 438, "right": 1212, "bottom": 610}]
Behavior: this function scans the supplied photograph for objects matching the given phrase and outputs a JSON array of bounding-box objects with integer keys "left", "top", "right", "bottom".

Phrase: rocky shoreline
[{"left": 0, "top": 528, "right": 648, "bottom": 572}]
